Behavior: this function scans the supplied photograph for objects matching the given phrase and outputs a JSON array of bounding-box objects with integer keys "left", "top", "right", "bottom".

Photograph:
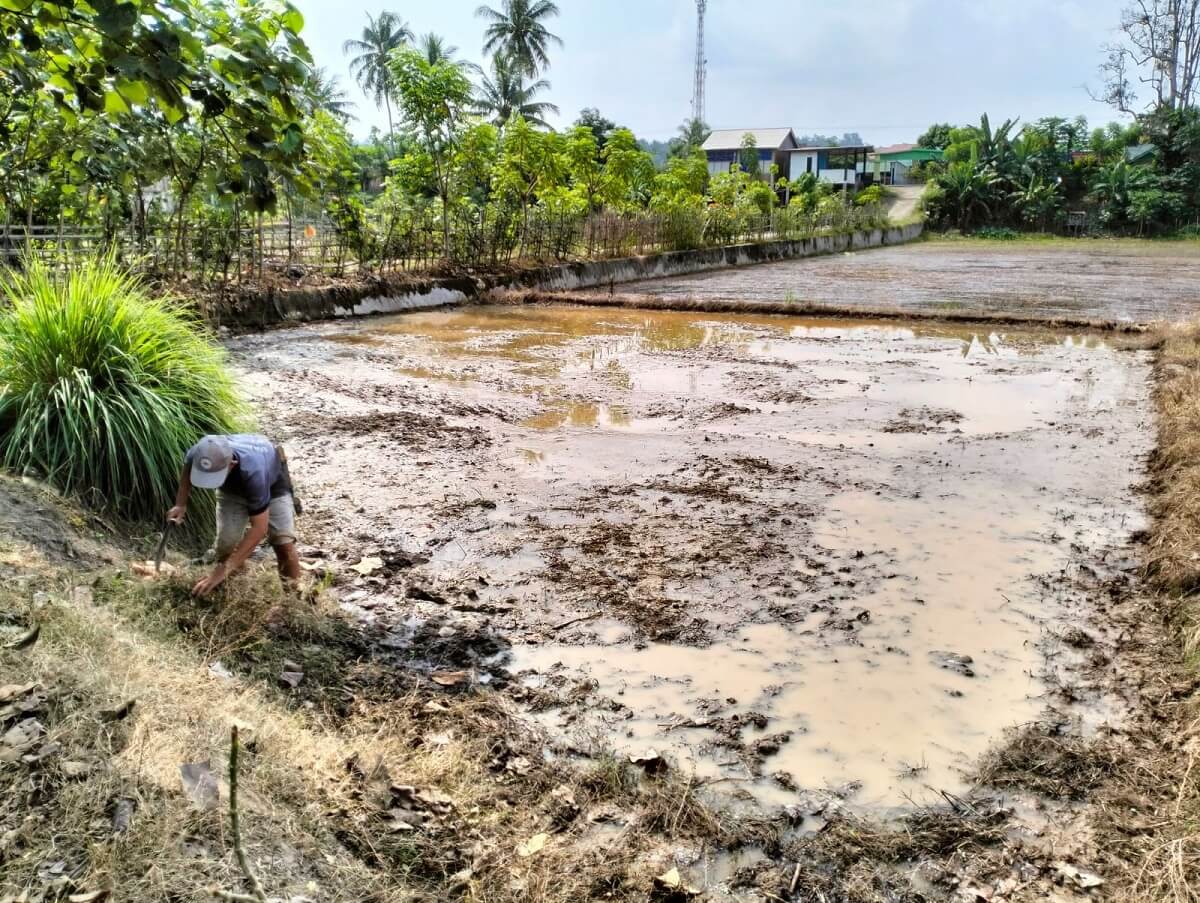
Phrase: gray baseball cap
[{"left": 190, "top": 435, "right": 234, "bottom": 489}]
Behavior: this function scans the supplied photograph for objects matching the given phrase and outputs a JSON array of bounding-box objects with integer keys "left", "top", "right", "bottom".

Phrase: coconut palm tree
[
  {"left": 419, "top": 32, "right": 456, "bottom": 65},
  {"left": 475, "top": 0, "right": 562, "bottom": 76},
  {"left": 667, "top": 117, "right": 710, "bottom": 159},
  {"left": 342, "top": 11, "right": 413, "bottom": 149},
  {"left": 309, "top": 67, "right": 355, "bottom": 121},
  {"left": 474, "top": 53, "right": 559, "bottom": 129},
  {"left": 418, "top": 32, "right": 479, "bottom": 75}
]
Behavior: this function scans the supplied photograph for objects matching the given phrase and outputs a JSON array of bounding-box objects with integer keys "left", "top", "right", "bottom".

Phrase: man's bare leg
[{"left": 274, "top": 541, "right": 301, "bottom": 583}]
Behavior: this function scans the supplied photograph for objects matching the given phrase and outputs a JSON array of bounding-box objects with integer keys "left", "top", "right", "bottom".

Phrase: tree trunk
[{"left": 385, "top": 93, "right": 397, "bottom": 156}]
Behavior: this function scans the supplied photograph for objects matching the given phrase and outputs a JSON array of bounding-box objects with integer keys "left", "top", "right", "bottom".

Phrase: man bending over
[{"left": 167, "top": 434, "right": 301, "bottom": 597}]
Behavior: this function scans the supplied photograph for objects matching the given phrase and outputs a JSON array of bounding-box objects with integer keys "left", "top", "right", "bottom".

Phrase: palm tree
[
  {"left": 343, "top": 11, "right": 413, "bottom": 150},
  {"left": 474, "top": 53, "right": 559, "bottom": 128},
  {"left": 418, "top": 32, "right": 479, "bottom": 75},
  {"left": 475, "top": 0, "right": 562, "bottom": 76},
  {"left": 309, "top": 67, "right": 355, "bottom": 120},
  {"left": 419, "top": 32, "right": 456, "bottom": 65},
  {"left": 667, "top": 117, "right": 710, "bottom": 159},
  {"left": 677, "top": 118, "right": 710, "bottom": 148}
]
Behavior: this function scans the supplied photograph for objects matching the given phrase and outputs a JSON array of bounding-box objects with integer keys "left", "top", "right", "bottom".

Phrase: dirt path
[
  {"left": 229, "top": 306, "right": 1152, "bottom": 821},
  {"left": 886, "top": 184, "right": 923, "bottom": 223},
  {"left": 567, "top": 238, "right": 1200, "bottom": 324}
]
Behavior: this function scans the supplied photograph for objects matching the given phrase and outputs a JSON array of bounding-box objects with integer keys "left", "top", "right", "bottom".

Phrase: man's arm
[
  {"left": 191, "top": 510, "right": 268, "bottom": 597},
  {"left": 167, "top": 461, "right": 192, "bottom": 523}
]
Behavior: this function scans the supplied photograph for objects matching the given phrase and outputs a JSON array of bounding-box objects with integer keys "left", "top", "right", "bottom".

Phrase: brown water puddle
[{"left": 229, "top": 304, "right": 1151, "bottom": 816}]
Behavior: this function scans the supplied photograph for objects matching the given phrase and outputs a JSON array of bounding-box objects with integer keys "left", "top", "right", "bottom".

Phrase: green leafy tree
[
  {"left": 650, "top": 149, "right": 709, "bottom": 210},
  {"left": 738, "top": 133, "right": 761, "bottom": 179},
  {"left": 917, "top": 123, "right": 956, "bottom": 150},
  {"left": 388, "top": 47, "right": 475, "bottom": 258},
  {"left": 600, "top": 129, "right": 657, "bottom": 209},
  {"left": 343, "top": 12, "right": 413, "bottom": 151},
  {"left": 476, "top": 0, "right": 563, "bottom": 76},
  {"left": 451, "top": 122, "right": 501, "bottom": 207},
  {"left": 563, "top": 126, "right": 604, "bottom": 210},
  {"left": 575, "top": 108, "right": 617, "bottom": 153},
  {"left": 0, "top": 0, "right": 316, "bottom": 229},
  {"left": 493, "top": 114, "right": 565, "bottom": 254}
]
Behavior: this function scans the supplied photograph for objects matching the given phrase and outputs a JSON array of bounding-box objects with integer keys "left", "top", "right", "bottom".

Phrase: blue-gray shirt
[{"left": 186, "top": 434, "right": 287, "bottom": 515}]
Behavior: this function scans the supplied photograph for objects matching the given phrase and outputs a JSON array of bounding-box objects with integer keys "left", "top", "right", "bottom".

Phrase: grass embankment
[
  {"left": 1116, "top": 322, "right": 1200, "bottom": 901},
  {"left": 0, "top": 477, "right": 754, "bottom": 902}
]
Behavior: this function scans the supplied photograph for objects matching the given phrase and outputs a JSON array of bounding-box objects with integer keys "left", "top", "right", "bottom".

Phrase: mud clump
[
  {"left": 883, "top": 406, "right": 964, "bottom": 434},
  {"left": 314, "top": 410, "right": 491, "bottom": 449},
  {"left": 740, "top": 796, "right": 1013, "bottom": 902},
  {"left": 975, "top": 720, "right": 1122, "bottom": 800}
]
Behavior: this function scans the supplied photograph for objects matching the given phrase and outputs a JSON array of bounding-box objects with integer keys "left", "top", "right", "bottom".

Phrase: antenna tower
[{"left": 691, "top": 0, "right": 707, "bottom": 124}]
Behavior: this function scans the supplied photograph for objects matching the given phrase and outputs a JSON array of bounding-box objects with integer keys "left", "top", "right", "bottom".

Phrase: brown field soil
[
  {"left": 565, "top": 238, "right": 1200, "bottom": 324},
  {"left": 192, "top": 301, "right": 1187, "bottom": 897},
  {"left": 3, "top": 243, "right": 1198, "bottom": 902}
]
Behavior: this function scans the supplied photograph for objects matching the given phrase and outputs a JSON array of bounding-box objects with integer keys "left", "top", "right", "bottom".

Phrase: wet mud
[
  {"left": 228, "top": 304, "right": 1151, "bottom": 817},
  {"left": 572, "top": 238, "right": 1200, "bottom": 324}
]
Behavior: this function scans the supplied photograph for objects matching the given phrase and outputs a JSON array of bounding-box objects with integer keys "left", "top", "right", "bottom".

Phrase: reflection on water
[
  {"left": 336, "top": 307, "right": 1111, "bottom": 393},
  {"left": 522, "top": 403, "right": 631, "bottom": 430}
]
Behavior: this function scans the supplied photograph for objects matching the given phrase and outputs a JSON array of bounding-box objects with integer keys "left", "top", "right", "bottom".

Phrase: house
[
  {"left": 789, "top": 143, "right": 876, "bottom": 188},
  {"left": 702, "top": 128, "right": 798, "bottom": 180},
  {"left": 702, "top": 126, "right": 876, "bottom": 188},
  {"left": 871, "top": 144, "right": 944, "bottom": 185}
]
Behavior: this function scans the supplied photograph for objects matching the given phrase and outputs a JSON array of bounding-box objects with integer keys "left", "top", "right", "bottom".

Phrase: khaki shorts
[{"left": 214, "top": 491, "right": 297, "bottom": 559}]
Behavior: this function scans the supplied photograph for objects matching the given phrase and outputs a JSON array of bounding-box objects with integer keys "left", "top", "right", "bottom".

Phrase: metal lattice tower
[{"left": 691, "top": 0, "right": 707, "bottom": 124}]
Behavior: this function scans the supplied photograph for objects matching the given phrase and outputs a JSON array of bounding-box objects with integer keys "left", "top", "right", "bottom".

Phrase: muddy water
[
  {"left": 229, "top": 304, "right": 1151, "bottom": 814},
  {"left": 577, "top": 238, "right": 1200, "bottom": 323}
]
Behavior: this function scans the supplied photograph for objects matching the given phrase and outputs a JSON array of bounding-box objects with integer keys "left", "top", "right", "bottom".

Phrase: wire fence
[{"left": 0, "top": 202, "right": 887, "bottom": 284}]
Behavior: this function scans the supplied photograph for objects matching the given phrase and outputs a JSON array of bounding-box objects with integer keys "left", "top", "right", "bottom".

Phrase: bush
[
  {"left": 973, "top": 226, "right": 1021, "bottom": 240},
  {"left": 854, "top": 184, "right": 884, "bottom": 206},
  {"left": 0, "top": 256, "right": 248, "bottom": 523}
]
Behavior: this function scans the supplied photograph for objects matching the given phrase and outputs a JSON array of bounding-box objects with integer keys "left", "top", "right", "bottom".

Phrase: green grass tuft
[{"left": 0, "top": 256, "right": 249, "bottom": 525}]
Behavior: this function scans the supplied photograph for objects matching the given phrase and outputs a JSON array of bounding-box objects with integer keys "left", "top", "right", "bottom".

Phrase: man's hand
[
  {"left": 191, "top": 563, "right": 227, "bottom": 597},
  {"left": 167, "top": 505, "right": 187, "bottom": 525}
]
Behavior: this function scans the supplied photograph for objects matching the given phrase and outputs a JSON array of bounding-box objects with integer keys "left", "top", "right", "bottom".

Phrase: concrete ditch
[{"left": 205, "top": 222, "right": 924, "bottom": 330}]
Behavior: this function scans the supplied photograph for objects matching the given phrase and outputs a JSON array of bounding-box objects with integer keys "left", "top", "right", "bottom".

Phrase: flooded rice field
[
  {"left": 230, "top": 303, "right": 1151, "bottom": 816},
  {"left": 579, "top": 238, "right": 1200, "bottom": 323}
]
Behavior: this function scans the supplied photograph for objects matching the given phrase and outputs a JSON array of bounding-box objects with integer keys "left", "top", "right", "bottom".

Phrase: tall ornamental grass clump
[{"left": 0, "top": 257, "right": 248, "bottom": 523}]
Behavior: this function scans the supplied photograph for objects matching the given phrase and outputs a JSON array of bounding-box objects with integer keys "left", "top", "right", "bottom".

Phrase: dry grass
[
  {"left": 974, "top": 720, "right": 1121, "bottom": 801},
  {"left": 0, "top": 510, "right": 748, "bottom": 903},
  {"left": 1106, "top": 319, "right": 1200, "bottom": 902},
  {"left": 1149, "top": 322, "right": 1200, "bottom": 647}
]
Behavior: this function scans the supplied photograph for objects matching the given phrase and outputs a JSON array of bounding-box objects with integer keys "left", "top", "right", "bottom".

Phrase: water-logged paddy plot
[{"left": 231, "top": 304, "right": 1150, "bottom": 814}]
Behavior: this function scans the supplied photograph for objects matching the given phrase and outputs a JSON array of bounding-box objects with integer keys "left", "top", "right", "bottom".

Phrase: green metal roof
[
  {"left": 875, "top": 147, "right": 943, "bottom": 162},
  {"left": 1125, "top": 143, "right": 1157, "bottom": 164}
]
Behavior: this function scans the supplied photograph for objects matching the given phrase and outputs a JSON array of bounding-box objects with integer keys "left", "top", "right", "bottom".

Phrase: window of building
[{"left": 825, "top": 149, "right": 860, "bottom": 170}]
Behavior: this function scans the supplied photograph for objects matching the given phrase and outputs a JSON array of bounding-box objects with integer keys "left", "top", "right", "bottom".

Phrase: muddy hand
[{"left": 191, "top": 563, "right": 227, "bottom": 597}]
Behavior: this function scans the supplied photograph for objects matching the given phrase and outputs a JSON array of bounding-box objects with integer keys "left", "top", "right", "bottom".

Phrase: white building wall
[{"left": 790, "top": 151, "right": 819, "bottom": 178}]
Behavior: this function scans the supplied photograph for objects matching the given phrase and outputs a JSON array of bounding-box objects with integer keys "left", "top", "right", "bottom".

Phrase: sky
[{"left": 292, "top": 0, "right": 1135, "bottom": 147}]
